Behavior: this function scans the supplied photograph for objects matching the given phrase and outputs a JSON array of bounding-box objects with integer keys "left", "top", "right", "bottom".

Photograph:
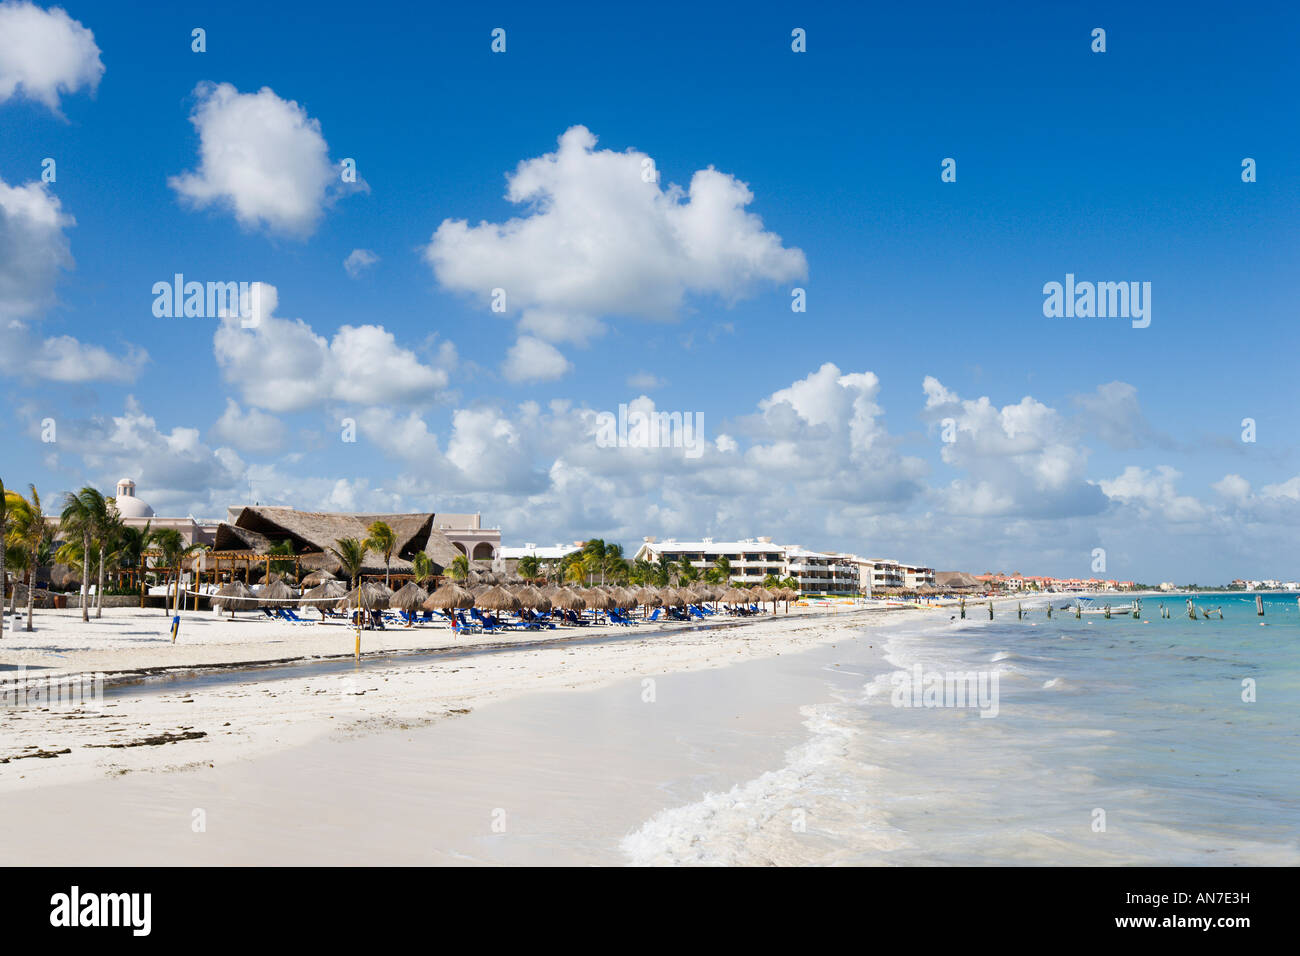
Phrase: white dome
[{"left": 113, "top": 495, "right": 154, "bottom": 519}]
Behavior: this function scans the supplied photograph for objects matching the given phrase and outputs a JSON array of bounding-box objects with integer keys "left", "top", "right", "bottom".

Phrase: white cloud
[
  {"left": 1099, "top": 465, "right": 1207, "bottom": 523},
  {"left": 0, "top": 175, "right": 72, "bottom": 320},
  {"left": 502, "top": 335, "right": 572, "bottom": 383},
  {"left": 0, "top": 1, "right": 103, "bottom": 113},
  {"left": 921, "top": 375, "right": 1106, "bottom": 518},
  {"left": 343, "top": 248, "right": 378, "bottom": 278},
  {"left": 627, "top": 371, "right": 666, "bottom": 390},
  {"left": 1211, "top": 473, "right": 1251, "bottom": 502},
  {"left": 45, "top": 396, "right": 247, "bottom": 517},
  {"left": 213, "top": 283, "right": 449, "bottom": 412},
  {"left": 0, "top": 321, "right": 146, "bottom": 382},
  {"left": 424, "top": 125, "right": 806, "bottom": 373},
  {"left": 169, "top": 82, "right": 351, "bottom": 237},
  {"left": 211, "top": 398, "right": 287, "bottom": 454}
]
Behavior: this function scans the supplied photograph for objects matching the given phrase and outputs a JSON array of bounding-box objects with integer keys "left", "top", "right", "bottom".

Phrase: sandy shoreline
[{"left": 0, "top": 603, "right": 934, "bottom": 794}]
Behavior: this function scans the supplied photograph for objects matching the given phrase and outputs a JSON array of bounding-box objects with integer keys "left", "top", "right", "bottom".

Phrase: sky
[{"left": 0, "top": 0, "right": 1296, "bottom": 583}]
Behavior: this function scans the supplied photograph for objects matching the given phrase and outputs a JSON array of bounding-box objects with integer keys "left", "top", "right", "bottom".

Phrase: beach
[
  {"left": 0, "top": 602, "right": 911, "bottom": 798},
  {"left": 5, "top": 593, "right": 1292, "bottom": 867}
]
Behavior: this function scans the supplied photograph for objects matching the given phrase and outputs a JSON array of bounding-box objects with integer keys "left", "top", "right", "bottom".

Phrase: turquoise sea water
[{"left": 624, "top": 594, "right": 1300, "bottom": 865}]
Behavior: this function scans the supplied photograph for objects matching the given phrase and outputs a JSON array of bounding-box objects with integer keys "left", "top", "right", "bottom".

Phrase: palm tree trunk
[
  {"left": 81, "top": 530, "right": 91, "bottom": 622},
  {"left": 26, "top": 555, "right": 36, "bottom": 631},
  {"left": 95, "top": 544, "right": 106, "bottom": 618},
  {"left": 0, "top": 545, "right": 5, "bottom": 641}
]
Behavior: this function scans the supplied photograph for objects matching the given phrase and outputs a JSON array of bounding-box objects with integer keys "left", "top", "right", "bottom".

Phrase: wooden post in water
[
  {"left": 1075, "top": 603, "right": 1081, "bottom": 619},
  {"left": 1133, "top": 600, "right": 1140, "bottom": 619},
  {"left": 1256, "top": 594, "right": 1264, "bottom": 616},
  {"left": 959, "top": 597, "right": 965, "bottom": 620},
  {"left": 1047, "top": 603, "right": 1052, "bottom": 619},
  {"left": 988, "top": 601, "right": 994, "bottom": 620},
  {"left": 1187, "top": 598, "right": 1196, "bottom": 620},
  {"left": 1104, "top": 604, "right": 1111, "bottom": 619},
  {"left": 1017, "top": 602, "right": 1023, "bottom": 620}
]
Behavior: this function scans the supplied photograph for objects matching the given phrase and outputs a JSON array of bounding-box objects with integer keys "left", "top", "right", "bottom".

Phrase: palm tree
[
  {"left": 93, "top": 503, "right": 123, "bottom": 618},
  {"left": 582, "top": 539, "right": 609, "bottom": 584},
  {"left": 61, "top": 486, "right": 106, "bottom": 623},
  {"left": 6, "top": 484, "right": 52, "bottom": 631},
  {"left": 411, "top": 552, "right": 434, "bottom": 588},
  {"left": 152, "top": 529, "right": 186, "bottom": 614},
  {"left": 712, "top": 555, "right": 733, "bottom": 584},
  {"left": 267, "top": 539, "right": 295, "bottom": 579},
  {"left": 516, "top": 554, "right": 540, "bottom": 581},
  {"left": 328, "top": 537, "right": 367, "bottom": 589},
  {"left": 448, "top": 553, "right": 469, "bottom": 582},
  {"left": 677, "top": 558, "right": 699, "bottom": 585},
  {"left": 4, "top": 540, "right": 25, "bottom": 617},
  {"left": 364, "top": 520, "right": 396, "bottom": 588},
  {"left": 653, "top": 553, "right": 674, "bottom": 587},
  {"left": 113, "top": 522, "right": 154, "bottom": 589}
]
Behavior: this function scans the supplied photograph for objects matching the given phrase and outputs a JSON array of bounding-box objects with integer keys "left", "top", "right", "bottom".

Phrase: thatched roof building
[{"left": 212, "top": 506, "right": 462, "bottom": 577}]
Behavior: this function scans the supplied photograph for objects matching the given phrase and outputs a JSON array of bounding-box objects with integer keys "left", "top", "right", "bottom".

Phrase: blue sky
[{"left": 1, "top": 0, "right": 1296, "bottom": 582}]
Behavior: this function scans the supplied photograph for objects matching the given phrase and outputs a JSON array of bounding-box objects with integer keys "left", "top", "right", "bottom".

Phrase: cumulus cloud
[
  {"left": 0, "top": 322, "right": 146, "bottom": 382},
  {"left": 922, "top": 376, "right": 1107, "bottom": 518},
  {"left": 0, "top": 174, "right": 147, "bottom": 382},
  {"left": 213, "top": 283, "right": 449, "bottom": 412},
  {"left": 41, "top": 396, "right": 247, "bottom": 516},
  {"left": 1099, "top": 465, "right": 1208, "bottom": 523},
  {"left": 425, "top": 125, "right": 806, "bottom": 375},
  {"left": 169, "top": 82, "right": 355, "bottom": 237},
  {"left": 1071, "top": 381, "right": 1170, "bottom": 450},
  {"left": 343, "top": 248, "right": 379, "bottom": 278},
  {"left": 210, "top": 398, "right": 287, "bottom": 454},
  {"left": 502, "top": 335, "right": 572, "bottom": 383},
  {"left": 0, "top": 175, "right": 72, "bottom": 320},
  {"left": 0, "top": 1, "right": 103, "bottom": 113}
]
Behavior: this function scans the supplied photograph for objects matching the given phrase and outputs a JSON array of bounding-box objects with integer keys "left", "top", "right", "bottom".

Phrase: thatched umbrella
[
  {"left": 390, "top": 581, "right": 428, "bottom": 612},
  {"left": 424, "top": 582, "right": 474, "bottom": 611},
  {"left": 582, "top": 587, "right": 614, "bottom": 611},
  {"left": 475, "top": 585, "right": 521, "bottom": 613},
  {"left": 777, "top": 587, "right": 797, "bottom": 612},
  {"left": 338, "top": 582, "right": 388, "bottom": 610},
  {"left": 516, "top": 585, "right": 551, "bottom": 611},
  {"left": 721, "top": 586, "right": 750, "bottom": 607},
  {"left": 611, "top": 586, "right": 638, "bottom": 609},
  {"left": 659, "top": 587, "right": 685, "bottom": 607},
  {"left": 300, "top": 569, "right": 337, "bottom": 587},
  {"left": 549, "top": 587, "right": 587, "bottom": 612},
  {"left": 301, "top": 579, "right": 347, "bottom": 619},
  {"left": 257, "top": 578, "right": 298, "bottom": 607},
  {"left": 214, "top": 580, "right": 257, "bottom": 618},
  {"left": 749, "top": 586, "right": 776, "bottom": 613}
]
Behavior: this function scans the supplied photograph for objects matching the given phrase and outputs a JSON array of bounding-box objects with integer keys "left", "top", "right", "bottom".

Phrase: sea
[{"left": 621, "top": 593, "right": 1300, "bottom": 865}]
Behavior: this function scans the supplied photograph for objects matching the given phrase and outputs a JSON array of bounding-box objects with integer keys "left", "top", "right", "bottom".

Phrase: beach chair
[
  {"left": 261, "top": 608, "right": 276, "bottom": 618},
  {"left": 647, "top": 608, "right": 662, "bottom": 622}
]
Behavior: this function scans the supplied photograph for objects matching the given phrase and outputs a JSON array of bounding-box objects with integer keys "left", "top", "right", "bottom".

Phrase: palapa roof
[{"left": 212, "top": 506, "right": 462, "bottom": 576}]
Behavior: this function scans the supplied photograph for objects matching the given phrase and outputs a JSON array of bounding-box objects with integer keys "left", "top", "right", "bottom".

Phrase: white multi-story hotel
[{"left": 632, "top": 537, "right": 859, "bottom": 594}]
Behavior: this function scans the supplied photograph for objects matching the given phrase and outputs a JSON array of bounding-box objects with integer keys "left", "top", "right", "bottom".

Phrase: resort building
[
  {"left": 212, "top": 505, "right": 462, "bottom": 580},
  {"left": 429, "top": 512, "right": 501, "bottom": 562},
  {"left": 632, "top": 538, "right": 859, "bottom": 594},
  {"left": 499, "top": 542, "right": 585, "bottom": 562}
]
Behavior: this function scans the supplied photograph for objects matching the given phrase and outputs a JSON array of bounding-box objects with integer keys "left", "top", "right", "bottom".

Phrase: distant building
[
  {"left": 633, "top": 537, "right": 858, "bottom": 594},
  {"left": 499, "top": 542, "right": 584, "bottom": 562}
]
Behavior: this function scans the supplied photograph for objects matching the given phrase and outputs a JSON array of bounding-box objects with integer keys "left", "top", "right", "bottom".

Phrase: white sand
[{"left": 0, "top": 602, "right": 933, "bottom": 794}]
